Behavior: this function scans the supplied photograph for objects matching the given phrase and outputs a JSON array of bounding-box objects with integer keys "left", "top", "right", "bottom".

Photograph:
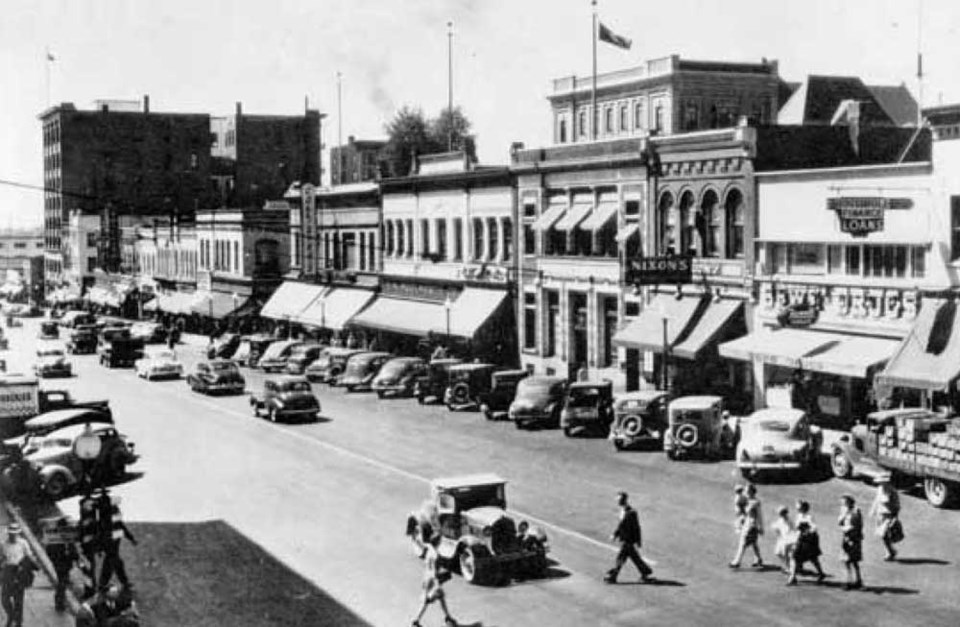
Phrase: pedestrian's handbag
[{"left": 886, "top": 518, "right": 905, "bottom": 544}]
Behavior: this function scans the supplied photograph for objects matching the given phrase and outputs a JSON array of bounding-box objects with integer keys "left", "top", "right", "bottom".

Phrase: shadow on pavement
[
  {"left": 894, "top": 557, "right": 950, "bottom": 566},
  {"left": 125, "top": 520, "right": 371, "bottom": 627},
  {"left": 815, "top": 580, "right": 919, "bottom": 595},
  {"left": 614, "top": 577, "right": 686, "bottom": 587}
]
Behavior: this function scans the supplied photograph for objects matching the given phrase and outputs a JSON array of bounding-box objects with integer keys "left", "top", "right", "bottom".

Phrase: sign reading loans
[
  {"left": 625, "top": 255, "right": 693, "bottom": 286},
  {"left": 827, "top": 196, "right": 913, "bottom": 237}
]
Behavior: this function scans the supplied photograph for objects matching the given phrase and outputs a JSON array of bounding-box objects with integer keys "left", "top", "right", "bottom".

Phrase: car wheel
[
  {"left": 665, "top": 449, "right": 678, "bottom": 461},
  {"left": 621, "top": 417, "right": 642, "bottom": 438},
  {"left": 924, "top": 477, "right": 956, "bottom": 508},
  {"left": 830, "top": 449, "right": 852, "bottom": 479},
  {"left": 563, "top": 426, "right": 574, "bottom": 438},
  {"left": 613, "top": 439, "right": 625, "bottom": 451},
  {"left": 377, "top": 390, "right": 385, "bottom": 399},
  {"left": 44, "top": 472, "right": 69, "bottom": 499},
  {"left": 417, "top": 394, "right": 426, "bottom": 405},
  {"left": 459, "top": 546, "right": 490, "bottom": 585}
]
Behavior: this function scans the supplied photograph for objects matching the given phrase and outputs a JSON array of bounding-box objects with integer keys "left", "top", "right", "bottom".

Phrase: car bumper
[
  {"left": 737, "top": 458, "right": 806, "bottom": 470},
  {"left": 561, "top": 417, "right": 605, "bottom": 432},
  {"left": 207, "top": 382, "right": 244, "bottom": 393},
  {"left": 512, "top": 413, "right": 552, "bottom": 427},
  {"left": 148, "top": 369, "right": 182, "bottom": 378},
  {"left": 259, "top": 360, "right": 286, "bottom": 370},
  {"left": 372, "top": 383, "right": 408, "bottom": 394},
  {"left": 279, "top": 407, "right": 320, "bottom": 418}
]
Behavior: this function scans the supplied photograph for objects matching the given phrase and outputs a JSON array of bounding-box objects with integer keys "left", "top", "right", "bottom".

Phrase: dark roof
[
  {"left": 780, "top": 75, "right": 900, "bottom": 126},
  {"left": 867, "top": 84, "right": 919, "bottom": 126},
  {"left": 754, "top": 125, "right": 931, "bottom": 171}
]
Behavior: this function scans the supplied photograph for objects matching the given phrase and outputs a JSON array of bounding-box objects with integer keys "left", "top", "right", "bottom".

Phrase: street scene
[{"left": 2, "top": 1, "right": 960, "bottom": 626}]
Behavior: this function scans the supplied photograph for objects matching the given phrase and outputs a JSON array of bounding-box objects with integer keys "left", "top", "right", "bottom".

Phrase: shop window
[
  {"left": 545, "top": 291, "right": 559, "bottom": 357},
  {"left": 788, "top": 244, "right": 824, "bottom": 275},
  {"left": 952, "top": 196, "right": 960, "bottom": 261},
  {"left": 725, "top": 189, "right": 745, "bottom": 259},
  {"left": 863, "top": 245, "right": 909, "bottom": 279},
  {"left": 523, "top": 293, "right": 537, "bottom": 350},
  {"left": 601, "top": 296, "right": 618, "bottom": 368},
  {"left": 502, "top": 219, "right": 513, "bottom": 262},
  {"left": 473, "top": 218, "right": 484, "bottom": 261},
  {"left": 827, "top": 245, "right": 843, "bottom": 274},
  {"left": 437, "top": 219, "right": 447, "bottom": 259},
  {"left": 523, "top": 225, "right": 536, "bottom": 256},
  {"left": 487, "top": 218, "right": 499, "bottom": 260},
  {"left": 452, "top": 218, "right": 463, "bottom": 261},
  {"left": 845, "top": 246, "right": 860, "bottom": 276},
  {"left": 658, "top": 192, "right": 676, "bottom": 255},
  {"left": 911, "top": 246, "right": 926, "bottom": 278}
]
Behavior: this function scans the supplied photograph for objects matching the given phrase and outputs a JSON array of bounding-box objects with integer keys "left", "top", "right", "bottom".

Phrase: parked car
[
  {"left": 36, "top": 390, "right": 111, "bottom": 419},
  {"left": 66, "top": 325, "right": 98, "bottom": 355},
  {"left": 129, "top": 321, "right": 167, "bottom": 344},
  {"left": 509, "top": 376, "right": 567, "bottom": 430},
  {"left": 233, "top": 334, "right": 276, "bottom": 368},
  {"left": 404, "top": 474, "right": 549, "bottom": 585},
  {"left": 477, "top": 370, "right": 530, "bottom": 421},
  {"left": 284, "top": 342, "right": 326, "bottom": 375},
  {"left": 249, "top": 376, "right": 320, "bottom": 423},
  {"left": 39, "top": 321, "right": 59, "bottom": 340},
  {"left": 609, "top": 390, "right": 671, "bottom": 451},
  {"left": 736, "top": 408, "right": 823, "bottom": 480},
  {"left": 258, "top": 340, "right": 305, "bottom": 373},
  {"left": 58, "top": 311, "right": 97, "bottom": 329},
  {"left": 134, "top": 348, "right": 183, "bottom": 381},
  {"left": 34, "top": 347, "right": 72, "bottom": 378},
  {"left": 207, "top": 333, "right": 241, "bottom": 360},
  {"left": 371, "top": 357, "right": 427, "bottom": 398},
  {"left": 305, "top": 347, "right": 364, "bottom": 384},
  {"left": 23, "top": 422, "right": 138, "bottom": 499},
  {"left": 413, "top": 358, "right": 463, "bottom": 404},
  {"left": 664, "top": 395, "right": 739, "bottom": 461},
  {"left": 186, "top": 359, "right": 246, "bottom": 395},
  {"left": 443, "top": 363, "right": 498, "bottom": 411},
  {"left": 5, "top": 408, "right": 113, "bottom": 449},
  {"left": 560, "top": 381, "right": 615, "bottom": 437},
  {"left": 98, "top": 338, "right": 144, "bottom": 369},
  {"left": 98, "top": 326, "right": 131, "bottom": 347},
  {"left": 339, "top": 351, "right": 393, "bottom": 392}
]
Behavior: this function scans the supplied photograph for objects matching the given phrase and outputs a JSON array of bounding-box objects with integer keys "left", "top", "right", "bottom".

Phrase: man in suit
[{"left": 604, "top": 492, "right": 653, "bottom": 584}]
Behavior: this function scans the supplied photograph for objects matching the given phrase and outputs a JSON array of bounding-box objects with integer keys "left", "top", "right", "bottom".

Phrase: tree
[
  {"left": 428, "top": 107, "right": 476, "bottom": 163},
  {"left": 382, "top": 106, "right": 476, "bottom": 178}
]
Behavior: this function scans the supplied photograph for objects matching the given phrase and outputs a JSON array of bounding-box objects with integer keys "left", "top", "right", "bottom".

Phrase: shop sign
[
  {"left": 776, "top": 303, "right": 819, "bottom": 328},
  {"left": 826, "top": 197, "right": 913, "bottom": 237},
  {"left": 625, "top": 255, "right": 693, "bottom": 286},
  {"left": 381, "top": 278, "right": 452, "bottom": 303},
  {"left": 458, "top": 264, "right": 509, "bottom": 284}
]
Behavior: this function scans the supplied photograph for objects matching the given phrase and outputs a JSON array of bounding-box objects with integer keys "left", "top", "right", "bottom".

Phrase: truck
[
  {"left": 0, "top": 374, "right": 111, "bottom": 439},
  {"left": 831, "top": 408, "right": 960, "bottom": 508}
]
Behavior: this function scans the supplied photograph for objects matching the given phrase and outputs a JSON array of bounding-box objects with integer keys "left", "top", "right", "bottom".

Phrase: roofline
[{"left": 756, "top": 161, "right": 932, "bottom": 182}]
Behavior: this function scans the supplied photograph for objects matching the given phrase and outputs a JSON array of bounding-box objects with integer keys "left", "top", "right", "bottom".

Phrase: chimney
[
  {"left": 143, "top": 94, "right": 150, "bottom": 113},
  {"left": 236, "top": 101, "right": 242, "bottom": 117}
]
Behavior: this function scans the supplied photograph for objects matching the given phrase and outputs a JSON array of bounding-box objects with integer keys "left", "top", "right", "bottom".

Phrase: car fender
[
  {"left": 39, "top": 464, "right": 78, "bottom": 486},
  {"left": 455, "top": 535, "right": 489, "bottom": 559}
]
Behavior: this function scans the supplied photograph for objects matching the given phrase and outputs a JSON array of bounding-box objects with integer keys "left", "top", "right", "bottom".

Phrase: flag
[{"left": 598, "top": 22, "right": 632, "bottom": 50}]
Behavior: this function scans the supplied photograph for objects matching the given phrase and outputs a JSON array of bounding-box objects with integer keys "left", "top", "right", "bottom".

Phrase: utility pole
[
  {"left": 337, "top": 71, "right": 343, "bottom": 185},
  {"left": 447, "top": 21, "right": 454, "bottom": 151}
]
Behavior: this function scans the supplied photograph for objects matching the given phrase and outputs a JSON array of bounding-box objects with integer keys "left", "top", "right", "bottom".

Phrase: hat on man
[
  {"left": 6, "top": 523, "right": 21, "bottom": 535},
  {"left": 617, "top": 491, "right": 629, "bottom": 505},
  {"left": 841, "top": 494, "right": 856, "bottom": 504}
]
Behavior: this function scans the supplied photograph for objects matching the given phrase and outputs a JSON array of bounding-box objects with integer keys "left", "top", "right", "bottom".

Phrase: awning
[
  {"left": 151, "top": 291, "right": 197, "bottom": 315},
  {"left": 553, "top": 204, "right": 592, "bottom": 232},
  {"left": 260, "top": 281, "right": 327, "bottom": 321},
  {"left": 800, "top": 336, "right": 900, "bottom": 378},
  {"left": 718, "top": 328, "right": 842, "bottom": 369},
  {"left": 191, "top": 292, "right": 249, "bottom": 319},
  {"left": 531, "top": 204, "right": 566, "bottom": 231},
  {"left": 298, "top": 287, "right": 375, "bottom": 331},
  {"left": 875, "top": 298, "right": 960, "bottom": 391},
  {"left": 613, "top": 293, "right": 704, "bottom": 351},
  {"left": 350, "top": 297, "right": 446, "bottom": 337},
  {"left": 579, "top": 202, "right": 618, "bottom": 232},
  {"left": 672, "top": 300, "right": 743, "bottom": 360},
  {"left": 615, "top": 223, "right": 640, "bottom": 243},
  {"left": 444, "top": 288, "right": 508, "bottom": 339}
]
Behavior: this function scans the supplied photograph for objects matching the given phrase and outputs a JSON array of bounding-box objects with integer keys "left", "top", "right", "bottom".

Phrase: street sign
[{"left": 625, "top": 255, "right": 693, "bottom": 286}]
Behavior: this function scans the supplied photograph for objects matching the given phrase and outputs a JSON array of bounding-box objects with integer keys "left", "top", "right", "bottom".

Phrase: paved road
[{"left": 9, "top": 318, "right": 960, "bottom": 626}]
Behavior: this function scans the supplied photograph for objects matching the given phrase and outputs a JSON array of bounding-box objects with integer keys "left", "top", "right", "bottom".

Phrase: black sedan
[{"left": 186, "top": 359, "right": 246, "bottom": 395}]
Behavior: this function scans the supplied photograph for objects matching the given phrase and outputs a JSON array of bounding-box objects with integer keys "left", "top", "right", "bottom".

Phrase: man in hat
[
  {"left": 604, "top": 492, "right": 653, "bottom": 584},
  {"left": 45, "top": 517, "right": 80, "bottom": 612},
  {"left": 0, "top": 523, "right": 34, "bottom": 627}
]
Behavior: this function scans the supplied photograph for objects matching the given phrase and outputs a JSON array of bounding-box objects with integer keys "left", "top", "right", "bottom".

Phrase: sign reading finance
[
  {"left": 625, "top": 255, "right": 693, "bottom": 285},
  {"left": 826, "top": 197, "right": 913, "bottom": 237}
]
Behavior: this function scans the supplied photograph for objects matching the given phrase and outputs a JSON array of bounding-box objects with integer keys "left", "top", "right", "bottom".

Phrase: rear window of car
[
  {"left": 282, "top": 381, "right": 311, "bottom": 393},
  {"left": 567, "top": 389, "right": 601, "bottom": 408},
  {"left": 758, "top": 420, "right": 792, "bottom": 433}
]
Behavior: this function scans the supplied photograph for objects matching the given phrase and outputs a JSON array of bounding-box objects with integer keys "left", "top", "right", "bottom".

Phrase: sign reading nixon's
[
  {"left": 625, "top": 255, "right": 693, "bottom": 285},
  {"left": 827, "top": 196, "right": 913, "bottom": 237}
]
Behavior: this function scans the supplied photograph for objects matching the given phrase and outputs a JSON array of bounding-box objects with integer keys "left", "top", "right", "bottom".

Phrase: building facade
[
  {"left": 0, "top": 229, "right": 44, "bottom": 302},
  {"left": 330, "top": 137, "right": 386, "bottom": 186}
]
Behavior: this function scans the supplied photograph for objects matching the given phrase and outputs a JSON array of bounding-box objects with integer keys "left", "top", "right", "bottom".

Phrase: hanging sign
[
  {"left": 625, "top": 255, "right": 693, "bottom": 286},
  {"left": 826, "top": 197, "right": 913, "bottom": 237}
]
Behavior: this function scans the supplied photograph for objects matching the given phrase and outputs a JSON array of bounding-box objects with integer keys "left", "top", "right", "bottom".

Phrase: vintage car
[
  {"left": 129, "top": 321, "right": 167, "bottom": 344},
  {"left": 233, "top": 334, "right": 276, "bottom": 368},
  {"left": 443, "top": 363, "right": 498, "bottom": 411},
  {"left": 371, "top": 357, "right": 428, "bottom": 398},
  {"left": 66, "top": 325, "right": 99, "bottom": 355},
  {"left": 609, "top": 390, "right": 671, "bottom": 450},
  {"left": 250, "top": 376, "right": 321, "bottom": 423},
  {"left": 58, "top": 311, "right": 97, "bottom": 329},
  {"left": 97, "top": 325, "right": 131, "bottom": 347},
  {"left": 134, "top": 348, "right": 183, "bottom": 380},
  {"left": 258, "top": 340, "right": 305, "bottom": 373},
  {"left": 404, "top": 474, "right": 549, "bottom": 585},
  {"left": 283, "top": 342, "right": 326, "bottom": 374},
  {"left": 23, "top": 422, "right": 139, "bottom": 499},
  {"left": 187, "top": 359, "right": 246, "bottom": 395},
  {"left": 5, "top": 408, "right": 114, "bottom": 449},
  {"left": 413, "top": 358, "right": 463, "bottom": 404},
  {"left": 39, "top": 321, "right": 60, "bottom": 340},
  {"left": 98, "top": 338, "right": 145, "bottom": 369},
  {"left": 305, "top": 347, "right": 364, "bottom": 384},
  {"left": 509, "top": 376, "right": 567, "bottom": 430},
  {"left": 208, "top": 333, "right": 241, "bottom": 360},
  {"left": 34, "top": 347, "right": 72, "bottom": 378},
  {"left": 560, "top": 381, "right": 615, "bottom": 437},
  {"left": 736, "top": 408, "right": 823, "bottom": 480},
  {"left": 477, "top": 370, "right": 529, "bottom": 421},
  {"left": 664, "top": 395, "right": 739, "bottom": 461},
  {"left": 339, "top": 351, "right": 393, "bottom": 392}
]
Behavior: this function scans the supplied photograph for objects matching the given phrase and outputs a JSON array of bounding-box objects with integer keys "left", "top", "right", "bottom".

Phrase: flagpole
[
  {"left": 591, "top": 0, "right": 598, "bottom": 141},
  {"left": 447, "top": 21, "right": 454, "bottom": 151}
]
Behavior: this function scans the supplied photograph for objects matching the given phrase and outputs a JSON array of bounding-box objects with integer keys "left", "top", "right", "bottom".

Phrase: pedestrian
[
  {"left": 604, "top": 491, "right": 653, "bottom": 584},
  {"left": 732, "top": 484, "right": 748, "bottom": 533},
  {"left": 838, "top": 494, "right": 864, "bottom": 590},
  {"left": 97, "top": 494, "right": 137, "bottom": 591},
  {"left": 869, "top": 474, "right": 902, "bottom": 561},
  {"left": 0, "top": 523, "right": 35, "bottom": 627},
  {"left": 76, "top": 583, "right": 140, "bottom": 627},
  {"left": 729, "top": 484, "right": 764, "bottom": 569},
  {"left": 771, "top": 506, "right": 796, "bottom": 579},
  {"left": 431, "top": 344, "right": 448, "bottom": 361},
  {"left": 793, "top": 500, "right": 826, "bottom": 583},
  {"left": 410, "top": 530, "right": 458, "bottom": 627},
  {"left": 78, "top": 495, "right": 100, "bottom": 598},
  {"left": 46, "top": 518, "right": 81, "bottom": 612}
]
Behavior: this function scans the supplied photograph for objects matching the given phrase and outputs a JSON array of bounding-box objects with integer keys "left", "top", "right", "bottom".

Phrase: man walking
[
  {"left": 729, "top": 483, "right": 764, "bottom": 569},
  {"left": 45, "top": 518, "right": 80, "bottom": 612},
  {"left": 604, "top": 491, "right": 653, "bottom": 584},
  {"left": 0, "top": 523, "right": 34, "bottom": 627},
  {"left": 97, "top": 493, "right": 137, "bottom": 591}
]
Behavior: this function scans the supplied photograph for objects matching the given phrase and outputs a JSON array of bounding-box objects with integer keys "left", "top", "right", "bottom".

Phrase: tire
[
  {"left": 924, "top": 477, "right": 956, "bottom": 508},
  {"left": 459, "top": 546, "right": 491, "bottom": 585},
  {"left": 450, "top": 382, "right": 470, "bottom": 406},
  {"left": 417, "top": 395, "right": 426, "bottom": 405},
  {"left": 665, "top": 449, "right": 678, "bottom": 461},
  {"left": 675, "top": 424, "right": 699, "bottom": 449},
  {"left": 613, "top": 439, "right": 625, "bottom": 451},
  {"left": 377, "top": 390, "right": 386, "bottom": 399},
  {"left": 563, "top": 426, "right": 574, "bottom": 438},
  {"left": 831, "top": 449, "right": 852, "bottom": 479},
  {"left": 44, "top": 472, "right": 69, "bottom": 499},
  {"left": 621, "top": 416, "right": 642, "bottom": 438}
]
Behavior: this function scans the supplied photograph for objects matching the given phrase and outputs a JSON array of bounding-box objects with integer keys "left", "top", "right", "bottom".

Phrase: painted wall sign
[
  {"left": 826, "top": 196, "right": 913, "bottom": 237},
  {"left": 625, "top": 255, "right": 693, "bottom": 286}
]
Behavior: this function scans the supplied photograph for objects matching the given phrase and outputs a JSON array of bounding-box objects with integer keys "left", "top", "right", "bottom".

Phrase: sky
[{"left": 2, "top": 0, "right": 959, "bottom": 230}]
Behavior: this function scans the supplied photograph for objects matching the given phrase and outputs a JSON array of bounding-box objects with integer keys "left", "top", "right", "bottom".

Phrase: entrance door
[
  {"left": 569, "top": 292, "right": 588, "bottom": 378},
  {"left": 625, "top": 349, "right": 640, "bottom": 391}
]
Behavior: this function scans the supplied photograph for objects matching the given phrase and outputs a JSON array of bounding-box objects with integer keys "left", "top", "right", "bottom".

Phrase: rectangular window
[
  {"left": 845, "top": 246, "right": 860, "bottom": 276},
  {"left": 14, "top": 242, "right": 26, "bottom": 249},
  {"left": 788, "top": 244, "right": 824, "bottom": 275},
  {"left": 625, "top": 200, "right": 640, "bottom": 217},
  {"left": 87, "top": 257, "right": 96, "bottom": 272},
  {"left": 653, "top": 103, "right": 664, "bottom": 132},
  {"left": 473, "top": 218, "right": 484, "bottom": 261},
  {"left": 86, "top": 232, "right": 98, "bottom": 247},
  {"left": 523, "top": 225, "right": 536, "bottom": 256},
  {"left": 420, "top": 219, "right": 430, "bottom": 256},
  {"left": 912, "top": 246, "right": 926, "bottom": 278},
  {"left": 827, "top": 245, "right": 843, "bottom": 274},
  {"left": 546, "top": 291, "right": 559, "bottom": 357},
  {"left": 619, "top": 105, "right": 628, "bottom": 132},
  {"left": 601, "top": 296, "right": 618, "bottom": 368},
  {"left": 453, "top": 218, "right": 463, "bottom": 261},
  {"left": 682, "top": 102, "right": 699, "bottom": 131},
  {"left": 502, "top": 219, "right": 513, "bottom": 262},
  {"left": 523, "top": 293, "right": 537, "bottom": 350},
  {"left": 437, "top": 219, "right": 447, "bottom": 259},
  {"left": 406, "top": 219, "right": 414, "bottom": 257},
  {"left": 952, "top": 196, "right": 960, "bottom": 261},
  {"left": 634, "top": 102, "right": 645, "bottom": 130},
  {"left": 605, "top": 107, "right": 614, "bottom": 133},
  {"left": 523, "top": 202, "right": 537, "bottom": 218}
]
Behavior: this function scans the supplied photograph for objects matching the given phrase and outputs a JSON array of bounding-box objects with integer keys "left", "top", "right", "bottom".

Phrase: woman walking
[
  {"left": 793, "top": 500, "right": 826, "bottom": 583},
  {"left": 838, "top": 494, "right": 864, "bottom": 590},
  {"left": 411, "top": 531, "right": 458, "bottom": 627},
  {"left": 729, "top": 484, "right": 764, "bottom": 569},
  {"left": 771, "top": 506, "right": 795, "bottom": 578},
  {"left": 870, "top": 475, "right": 902, "bottom": 561}
]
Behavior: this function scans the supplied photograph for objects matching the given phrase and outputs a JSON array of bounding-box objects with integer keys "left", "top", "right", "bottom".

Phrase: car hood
[
  {"left": 39, "top": 357, "right": 67, "bottom": 366},
  {"left": 463, "top": 506, "right": 507, "bottom": 527},
  {"left": 740, "top": 432, "right": 807, "bottom": 454},
  {"left": 510, "top": 398, "right": 552, "bottom": 412}
]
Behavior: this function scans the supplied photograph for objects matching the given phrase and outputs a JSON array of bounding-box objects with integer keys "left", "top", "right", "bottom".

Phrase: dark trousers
[
  {"left": 99, "top": 541, "right": 129, "bottom": 588},
  {"left": 608, "top": 543, "right": 652, "bottom": 579},
  {"left": 1, "top": 581, "right": 24, "bottom": 627},
  {"left": 80, "top": 544, "right": 98, "bottom": 597}
]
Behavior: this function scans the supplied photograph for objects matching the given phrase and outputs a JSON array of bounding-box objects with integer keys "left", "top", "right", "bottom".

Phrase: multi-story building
[
  {"left": 62, "top": 211, "right": 99, "bottom": 287},
  {"left": 0, "top": 229, "right": 44, "bottom": 301},
  {"left": 329, "top": 137, "right": 387, "bottom": 186}
]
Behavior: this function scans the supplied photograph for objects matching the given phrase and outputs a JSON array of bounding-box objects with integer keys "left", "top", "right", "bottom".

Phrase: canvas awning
[
  {"left": 444, "top": 288, "right": 508, "bottom": 339},
  {"left": 349, "top": 297, "right": 446, "bottom": 337},
  {"left": 875, "top": 299, "right": 960, "bottom": 391},
  {"left": 553, "top": 203, "right": 593, "bottom": 232},
  {"left": 672, "top": 300, "right": 743, "bottom": 360},
  {"left": 531, "top": 204, "right": 567, "bottom": 231},
  {"left": 615, "top": 223, "right": 640, "bottom": 243},
  {"left": 191, "top": 292, "right": 250, "bottom": 319},
  {"left": 260, "top": 281, "right": 327, "bottom": 321},
  {"left": 800, "top": 335, "right": 900, "bottom": 379},
  {"left": 718, "top": 328, "right": 843, "bottom": 370},
  {"left": 297, "top": 287, "right": 375, "bottom": 331},
  {"left": 579, "top": 202, "right": 618, "bottom": 232},
  {"left": 613, "top": 293, "right": 704, "bottom": 352}
]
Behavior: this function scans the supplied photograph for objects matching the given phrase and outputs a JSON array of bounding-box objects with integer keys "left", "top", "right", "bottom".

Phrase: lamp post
[
  {"left": 73, "top": 422, "right": 102, "bottom": 496},
  {"left": 444, "top": 295, "right": 453, "bottom": 349},
  {"left": 661, "top": 316, "right": 670, "bottom": 392}
]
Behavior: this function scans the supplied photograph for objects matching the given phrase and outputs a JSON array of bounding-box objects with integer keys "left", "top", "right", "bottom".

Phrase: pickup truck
[
  {"left": 0, "top": 374, "right": 111, "bottom": 439},
  {"left": 831, "top": 408, "right": 960, "bottom": 508},
  {"left": 250, "top": 376, "right": 320, "bottom": 423}
]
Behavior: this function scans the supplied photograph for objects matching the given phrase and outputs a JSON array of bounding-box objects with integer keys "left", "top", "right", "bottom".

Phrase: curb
[{"left": 3, "top": 502, "right": 81, "bottom": 616}]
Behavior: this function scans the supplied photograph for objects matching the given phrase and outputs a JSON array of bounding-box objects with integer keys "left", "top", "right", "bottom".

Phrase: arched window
[
  {"left": 619, "top": 104, "right": 628, "bottom": 132},
  {"left": 234, "top": 241, "right": 239, "bottom": 273},
  {"left": 657, "top": 192, "right": 675, "bottom": 255},
  {"left": 487, "top": 217, "right": 498, "bottom": 260},
  {"left": 605, "top": 107, "right": 614, "bottom": 133},
  {"left": 473, "top": 218, "right": 484, "bottom": 261},
  {"left": 396, "top": 220, "right": 405, "bottom": 258},
  {"left": 725, "top": 189, "right": 745, "bottom": 259},
  {"left": 678, "top": 191, "right": 697, "bottom": 255},
  {"left": 700, "top": 190, "right": 721, "bottom": 257},
  {"left": 578, "top": 110, "right": 587, "bottom": 138},
  {"left": 385, "top": 221, "right": 394, "bottom": 256},
  {"left": 406, "top": 219, "right": 414, "bottom": 257},
  {"left": 559, "top": 119, "right": 568, "bottom": 143}
]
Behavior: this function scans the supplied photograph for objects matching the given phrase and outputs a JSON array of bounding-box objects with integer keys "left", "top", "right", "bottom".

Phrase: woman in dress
[
  {"left": 411, "top": 531, "right": 459, "bottom": 627},
  {"left": 869, "top": 475, "right": 902, "bottom": 561},
  {"left": 838, "top": 494, "right": 864, "bottom": 590},
  {"left": 770, "top": 506, "right": 796, "bottom": 581},
  {"left": 793, "top": 499, "right": 826, "bottom": 583}
]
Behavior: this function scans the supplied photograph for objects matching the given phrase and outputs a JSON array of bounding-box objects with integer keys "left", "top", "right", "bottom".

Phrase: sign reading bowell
[
  {"left": 826, "top": 197, "right": 913, "bottom": 237},
  {"left": 625, "top": 255, "right": 693, "bottom": 286}
]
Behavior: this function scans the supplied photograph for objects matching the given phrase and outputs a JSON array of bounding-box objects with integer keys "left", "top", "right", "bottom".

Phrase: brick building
[
  {"left": 0, "top": 228, "right": 44, "bottom": 302},
  {"left": 329, "top": 136, "right": 386, "bottom": 186}
]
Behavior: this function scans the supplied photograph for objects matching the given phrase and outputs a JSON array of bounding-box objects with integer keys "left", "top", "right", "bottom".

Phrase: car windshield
[
  {"left": 447, "top": 484, "right": 505, "bottom": 511},
  {"left": 281, "top": 381, "right": 311, "bottom": 393},
  {"left": 152, "top": 351, "right": 176, "bottom": 361},
  {"left": 758, "top": 420, "right": 792, "bottom": 433},
  {"left": 517, "top": 380, "right": 560, "bottom": 401},
  {"left": 380, "top": 360, "right": 413, "bottom": 376},
  {"left": 567, "top": 388, "right": 602, "bottom": 408},
  {"left": 210, "top": 361, "right": 238, "bottom": 373}
]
